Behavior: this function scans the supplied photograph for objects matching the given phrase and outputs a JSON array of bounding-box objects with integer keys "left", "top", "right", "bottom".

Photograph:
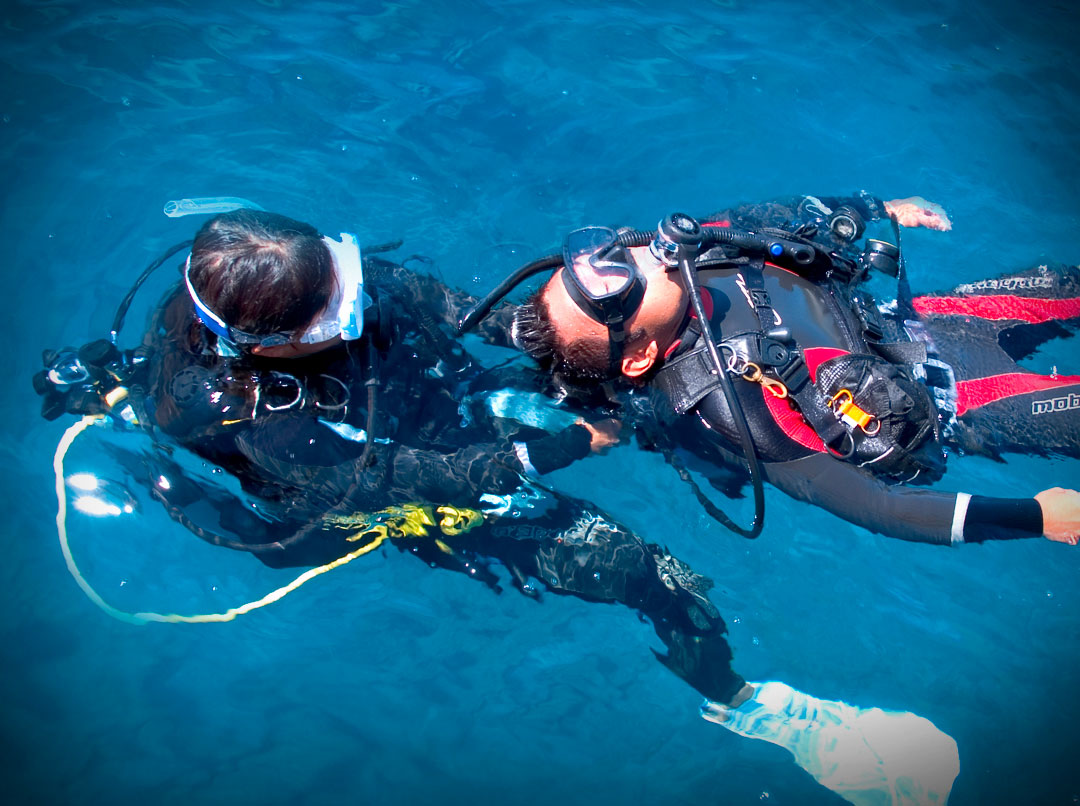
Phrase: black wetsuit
[
  {"left": 913, "top": 264, "right": 1080, "bottom": 460},
  {"left": 645, "top": 194, "right": 1079, "bottom": 545},
  {"left": 131, "top": 259, "right": 745, "bottom": 704}
]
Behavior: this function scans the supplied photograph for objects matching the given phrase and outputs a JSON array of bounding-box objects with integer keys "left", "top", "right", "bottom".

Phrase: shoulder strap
[
  {"left": 737, "top": 259, "right": 848, "bottom": 449},
  {"left": 652, "top": 338, "right": 723, "bottom": 414}
]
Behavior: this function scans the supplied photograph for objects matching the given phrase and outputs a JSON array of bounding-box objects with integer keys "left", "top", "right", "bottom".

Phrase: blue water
[{"left": 3, "top": 1, "right": 1079, "bottom": 804}]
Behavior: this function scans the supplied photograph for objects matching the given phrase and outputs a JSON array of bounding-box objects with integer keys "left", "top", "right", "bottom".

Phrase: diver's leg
[
  {"left": 473, "top": 490, "right": 959, "bottom": 805},
  {"left": 915, "top": 263, "right": 1080, "bottom": 376},
  {"left": 949, "top": 376, "right": 1080, "bottom": 460},
  {"left": 911, "top": 263, "right": 1080, "bottom": 459},
  {"left": 913, "top": 262, "right": 1080, "bottom": 349},
  {"left": 475, "top": 494, "right": 748, "bottom": 704}
]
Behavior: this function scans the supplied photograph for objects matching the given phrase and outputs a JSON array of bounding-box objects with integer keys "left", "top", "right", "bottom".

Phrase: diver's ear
[{"left": 622, "top": 341, "right": 658, "bottom": 378}]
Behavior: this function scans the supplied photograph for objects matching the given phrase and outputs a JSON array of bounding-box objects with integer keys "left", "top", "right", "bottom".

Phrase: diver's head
[
  {"left": 187, "top": 210, "right": 367, "bottom": 358},
  {"left": 514, "top": 244, "right": 688, "bottom": 383}
]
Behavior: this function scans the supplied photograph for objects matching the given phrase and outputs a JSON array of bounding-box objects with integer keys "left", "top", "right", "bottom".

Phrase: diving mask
[
  {"left": 185, "top": 232, "right": 370, "bottom": 347},
  {"left": 560, "top": 226, "right": 647, "bottom": 375}
]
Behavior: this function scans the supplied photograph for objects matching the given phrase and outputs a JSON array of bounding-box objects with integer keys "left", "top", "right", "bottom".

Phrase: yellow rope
[
  {"left": 55, "top": 416, "right": 148, "bottom": 624},
  {"left": 53, "top": 417, "right": 482, "bottom": 625},
  {"left": 133, "top": 535, "right": 389, "bottom": 624}
]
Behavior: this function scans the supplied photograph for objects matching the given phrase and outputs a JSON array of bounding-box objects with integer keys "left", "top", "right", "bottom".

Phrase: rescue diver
[
  {"left": 508, "top": 193, "right": 1080, "bottom": 546},
  {"left": 35, "top": 208, "right": 961, "bottom": 806}
]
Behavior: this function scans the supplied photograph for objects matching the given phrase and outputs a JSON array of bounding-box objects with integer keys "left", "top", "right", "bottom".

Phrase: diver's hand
[
  {"left": 578, "top": 418, "right": 622, "bottom": 453},
  {"left": 1036, "top": 487, "right": 1080, "bottom": 545},
  {"left": 883, "top": 197, "right": 953, "bottom": 231}
]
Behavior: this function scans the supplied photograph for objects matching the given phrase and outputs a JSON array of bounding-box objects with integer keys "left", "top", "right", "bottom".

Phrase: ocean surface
[{"left": 2, "top": 1, "right": 1079, "bottom": 804}]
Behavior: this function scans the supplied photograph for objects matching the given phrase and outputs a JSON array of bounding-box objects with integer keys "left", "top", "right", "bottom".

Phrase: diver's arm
[
  {"left": 235, "top": 412, "right": 587, "bottom": 499},
  {"left": 704, "top": 192, "right": 949, "bottom": 233},
  {"left": 704, "top": 193, "right": 884, "bottom": 231},
  {"left": 411, "top": 269, "right": 514, "bottom": 344},
  {"left": 367, "top": 257, "right": 516, "bottom": 348},
  {"left": 388, "top": 426, "right": 594, "bottom": 503},
  {"left": 799, "top": 193, "right": 950, "bottom": 229},
  {"left": 763, "top": 453, "right": 1047, "bottom": 545}
]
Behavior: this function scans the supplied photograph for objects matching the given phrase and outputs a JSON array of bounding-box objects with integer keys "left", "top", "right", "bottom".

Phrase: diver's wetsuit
[
  {"left": 646, "top": 194, "right": 1078, "bottom": 546},
  {"left": 136, "top": 259, "right": 745, "bottom": 704},
  {"left": 913, "top": 263, "right": 1080, "bottom": 460}
]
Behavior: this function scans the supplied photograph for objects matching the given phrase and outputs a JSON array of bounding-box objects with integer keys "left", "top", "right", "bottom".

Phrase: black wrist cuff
[
  {"left": 963, "top": 496, "right": 1043, "bottom": 542},
  {"left": 524, "top": 424, "right": 592, "bottom": 476}
]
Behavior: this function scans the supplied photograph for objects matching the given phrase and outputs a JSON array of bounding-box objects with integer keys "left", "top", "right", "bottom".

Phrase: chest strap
[{"left": 738, "top": 259, "right": 848, "bottom": 449}]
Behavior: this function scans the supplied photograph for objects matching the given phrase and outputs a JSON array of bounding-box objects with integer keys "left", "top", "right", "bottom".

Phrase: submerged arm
[
  {"left": 365, "top": 257, "right": 517, "bottom": 348},
  {"left": 705, "top": 192, "right": 950, "bottom": 233},
  {"left": 764, "top": 452, "right": 1063, "bottom": 545}
]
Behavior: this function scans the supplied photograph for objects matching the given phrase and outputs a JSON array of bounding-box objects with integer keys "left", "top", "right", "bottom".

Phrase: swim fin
[{"left": 702, "top": 681, "right": 959, "bottom": 806}]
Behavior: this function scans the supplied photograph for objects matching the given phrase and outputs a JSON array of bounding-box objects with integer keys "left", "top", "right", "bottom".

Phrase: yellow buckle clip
[{"left": 829, "top": 389, "right": 881, "bottom": 435}]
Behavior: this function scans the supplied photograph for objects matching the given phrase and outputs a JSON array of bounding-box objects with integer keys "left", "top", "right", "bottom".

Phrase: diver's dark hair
[
  {"left": 514, "top": 290, "right": 642, "bottom": 384},
  {"left": 188, "top": 209, "right": 334, "bottom": 336},
  {"left": 512, "top": 292, "right": 558, "bottom": 370}
]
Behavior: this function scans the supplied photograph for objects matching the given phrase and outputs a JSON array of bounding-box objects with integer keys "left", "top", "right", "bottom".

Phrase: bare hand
[
  {"left": 1035, "top": 487, "right": 1080, "bottom": 545},
  {"left": 578, "top": 418, "right": 622, "bottom": 453},
  {"left": 884, "top": 197, "right": 953, "bottom": 231}
]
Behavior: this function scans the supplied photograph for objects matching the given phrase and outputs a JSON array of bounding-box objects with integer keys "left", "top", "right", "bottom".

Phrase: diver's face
[
  {"left": 251, "top": 333, "right": 343, "bottom": 359},
  {"left": 251, "top": 289, "right": 344, "bottom": 359},
  {"left": 542, "top": 246, "right": 689, "bottom": 375}
]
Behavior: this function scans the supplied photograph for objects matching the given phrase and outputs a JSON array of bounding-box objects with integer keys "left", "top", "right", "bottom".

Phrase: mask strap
[
  {"left": 319, "top": 233, "right": 366, "bottom": 341},
  {"left": 183, "top": 254, "right": 232, "bottom": 341}
]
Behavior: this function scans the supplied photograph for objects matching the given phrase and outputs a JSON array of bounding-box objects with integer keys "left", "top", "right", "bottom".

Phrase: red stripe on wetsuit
[
  {"left": 956, "top": 373, "right": 1080, "bottom": 416},
  {"left": 910, "top": 293, "right": 1080, "bottom": 414},
  {"left": 912, "top": 294, "right": 1080, "bottom": 324}
]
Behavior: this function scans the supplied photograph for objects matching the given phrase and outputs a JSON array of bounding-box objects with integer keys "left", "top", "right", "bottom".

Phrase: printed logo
[
  {"left": 1032, "top": 392, "right": 1080, "bottom": 416},
  {"left": 956, "top": 275, "right": 1053, "bottom": 295}
]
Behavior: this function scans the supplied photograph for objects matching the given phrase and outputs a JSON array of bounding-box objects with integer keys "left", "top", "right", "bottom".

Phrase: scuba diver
[
  {"left": 34, "top": 207, "right": 962, "bottom": 806},
  {"left": 470, "top": 192, "right": 1080, "bottom": 546}
]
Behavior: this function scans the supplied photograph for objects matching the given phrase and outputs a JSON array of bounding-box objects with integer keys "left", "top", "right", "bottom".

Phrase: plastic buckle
[
  {"left": 776, "top": 352, "right": 810, "bottom": 392},
  {"left": 829, "top": 389, "right": 881, "bottom": 435}
]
